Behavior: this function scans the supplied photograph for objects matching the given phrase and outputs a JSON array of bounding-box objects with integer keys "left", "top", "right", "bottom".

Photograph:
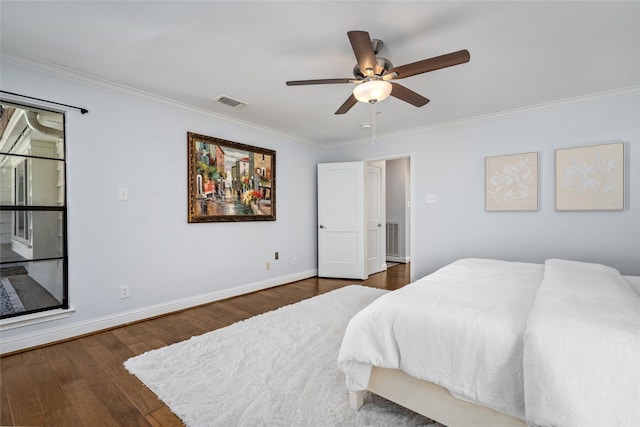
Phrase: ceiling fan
[{"left": 286, "top": 30, "right": 470, "bottom": 115}]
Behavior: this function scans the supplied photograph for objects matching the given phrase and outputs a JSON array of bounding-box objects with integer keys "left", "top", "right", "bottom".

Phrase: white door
[
  {"left": 317, "top": 162, "right": 367, "bottom": 279},
  {"left": 366, "top": 162, "right": 385, "bottom": 275}
]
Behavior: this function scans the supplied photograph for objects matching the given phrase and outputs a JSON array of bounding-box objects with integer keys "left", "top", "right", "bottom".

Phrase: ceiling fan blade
[
  {"left": 348, "top": 30, "right": 377, "bottom": 77},
  {"left": 286, "top": 78, "right": 355, "bottom": 86},
  {"left": 335, "top": 94, "right": 358, "bottom": 115},
  {"left": 389, "top": 49, "right": 470, "bottom": 79},
  {"left": 390, "top": 83, "right": 430, "bottom": 107}
]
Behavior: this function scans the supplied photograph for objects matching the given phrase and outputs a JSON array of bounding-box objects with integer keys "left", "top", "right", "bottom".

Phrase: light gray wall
[
  {"left": 324, "top": 93, "right": 640, "bottom": 279},
  {"left": 2, "top": 59, "right": 638, "bottom": 351},
  {"left": 0, "top": 61, "right": 322, "bottom": 349}
]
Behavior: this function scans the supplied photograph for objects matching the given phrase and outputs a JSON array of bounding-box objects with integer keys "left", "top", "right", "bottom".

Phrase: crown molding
[
  {"left": 0, "top": 51, "right": 324, "bottom": 147},
  {"left": 3, "top": 51, "right": 637, "bottom": 149},
  {"left": 335, "top": 85, "right": 640, "bottom": 148}
]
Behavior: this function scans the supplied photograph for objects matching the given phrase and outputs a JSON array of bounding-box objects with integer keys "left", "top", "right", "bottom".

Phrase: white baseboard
[
  {"left": 0, "top": 269, "right": 317, "bottom": 355},
  {"left": 386, "top": 256, "right": 410, "bottom": 263}
]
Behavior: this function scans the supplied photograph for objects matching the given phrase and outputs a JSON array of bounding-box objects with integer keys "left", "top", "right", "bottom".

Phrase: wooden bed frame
[{"left": 350, "top": 367, "right": 526, "bottom": 427}]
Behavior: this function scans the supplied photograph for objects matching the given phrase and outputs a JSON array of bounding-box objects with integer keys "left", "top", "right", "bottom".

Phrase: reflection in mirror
[{"left": 0, "top": 101, "right": 67, "bottom": 319}]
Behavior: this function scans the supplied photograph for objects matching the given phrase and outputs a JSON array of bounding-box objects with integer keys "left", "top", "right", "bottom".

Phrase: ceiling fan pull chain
[{"left": 371, "top": 103, "right": 376, "bottom": 144}]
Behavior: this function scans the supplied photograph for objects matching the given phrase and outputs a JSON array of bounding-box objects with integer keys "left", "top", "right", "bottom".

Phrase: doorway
[
  {"left": 381, "top": 157, "right": 411, "bottom": 269},
  {"left": 317, "top": 156, "right": 411, "bottom": 281}
]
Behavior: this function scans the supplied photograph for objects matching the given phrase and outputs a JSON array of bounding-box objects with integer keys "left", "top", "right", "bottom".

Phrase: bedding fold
[{"left": 523, "top": 259, "right": 640, "bottom": 427}]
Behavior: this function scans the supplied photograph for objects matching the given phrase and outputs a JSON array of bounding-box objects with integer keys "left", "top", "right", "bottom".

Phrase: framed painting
[
  {"left": 555, "top": 142, "right": 624, "bottom": 211},
  {"left": 187, "top": 132, "right": 276, "bottom": 222},
  {"left": 485, "top": 151, "right": 538, "bottom": 211}
]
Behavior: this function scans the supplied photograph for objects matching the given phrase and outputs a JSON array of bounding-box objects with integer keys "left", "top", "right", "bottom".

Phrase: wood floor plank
[
  {"left": 57, "top": 339, "right": 109, "bottom": 384},
  {"left": 113, "top": 368, "right": 167, "bottom": 417},
  {"left": 54, "top": 339, "right": 145, "bottom": 424},
  {"left": 169, "top": 310, "right": 214, "bottom": 337},
  {"left": 45, "top": 342, "right": 86, "bottom": 387},
  {"left": 0, "top": 370, "right": 14, "bottom": 426},
  {"left": 84, "top": 340, "right": 127, "bottom": 377},
  {"left": 152, "top": 315, "right": 199, "bottom": 343},
  {"left": 20, "top": 347, "right": 46, "bottom": 366},
  {"left": 1, "top": 354, "right": 46, "bottom": 426},
  {"left": 0, "top": 265, "right": 410, "bottom": 426},
  {"left": 124, "top": 321, "right": 152, "bottom": 337},
  {"left": 224, "top": 298, "right": 271, "bottom": 318},
  {"left": 29, "top": 360, "right": 71, "bottom": 419},
  {"left": 83, "top": 338, "right": 149, "bottom": 423},
  {"left": 134, "top": 321, "right": 176, "bottom": 348},
  {"left": 111, "top": 327, "right": 144, "bottom": 350},
  {"left": 129, "top": 329, "right": 170, "bottom": 353},
  {"left": 73, "top": 342, "right": 151, "bottom": 426},
  {"left": 175, "top": 308, "right": 213, "bottom": 328},
  {"left": 60, "top": 378, "right": 124, "bottom": 427},
  {"left": 187, "top": 306, "right": 228, "bottom": 330},
  {"left": 208, "top": 300, "right": 255, "bottom": 322},
  {"left": 42, "top": 404, "right": 83, "bottom": 427},
  {"left": 145, "top": 406, "right": 183, "bottom": 427},
  {"left": 77, "top": 333, "right": 102, "bottom": 349}
]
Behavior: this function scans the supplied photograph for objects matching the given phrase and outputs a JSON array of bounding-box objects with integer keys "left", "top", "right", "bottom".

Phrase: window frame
[{"left": 0, "top": 100, "right": 68, "bottom": 320}]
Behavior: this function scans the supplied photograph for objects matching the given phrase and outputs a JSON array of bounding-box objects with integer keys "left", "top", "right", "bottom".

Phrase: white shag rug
[{"left": 124, "top": 285, "right": 439, "bottom": 427}]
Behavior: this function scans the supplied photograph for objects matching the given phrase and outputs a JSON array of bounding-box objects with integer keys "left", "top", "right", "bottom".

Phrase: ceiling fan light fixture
[
  {"left": 353, "top": 80, "right": 392, "bottom": 104},
  {"left": 287, "top": 30, "right": 469, "bottom": 115}
]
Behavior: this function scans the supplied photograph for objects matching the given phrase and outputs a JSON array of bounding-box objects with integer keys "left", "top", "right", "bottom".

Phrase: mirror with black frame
[{"left": 0, "top": 101, "right": 68, "bottom": 319}]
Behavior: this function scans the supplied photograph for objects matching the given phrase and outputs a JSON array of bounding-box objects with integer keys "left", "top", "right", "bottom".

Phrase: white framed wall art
[
  {"left": 485, "top": 151, "right": 538, "bottom": 212},
  {"left": 555, "top": 142, "right": 624, "bottom": 211}
]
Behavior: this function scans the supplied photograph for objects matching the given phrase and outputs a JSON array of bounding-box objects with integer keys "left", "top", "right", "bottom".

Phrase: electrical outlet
[
  {"left": 266, "top": 262, "right": 271, "bottom": 271},
  {"left": 120, "top": 285, "right": 130, "bottom": 299},
  {"left": 292, "top": 257, "right": 298, "bottom": 266},
  {"left": 426, "top": 194, "right": 437, "bottom": 204}
]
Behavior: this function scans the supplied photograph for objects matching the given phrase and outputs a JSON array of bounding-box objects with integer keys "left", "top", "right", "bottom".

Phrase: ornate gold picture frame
[{"left": 187, "top": 132, "right": 276, "bottom": 223}]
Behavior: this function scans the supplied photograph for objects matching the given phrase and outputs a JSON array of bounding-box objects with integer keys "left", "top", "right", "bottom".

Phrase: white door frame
[
  {"left": 366, "top": 161, "right": 385, "bottom": 275},
  {"left": 363, "top": 152, "right": 415, "bottom": 282}
]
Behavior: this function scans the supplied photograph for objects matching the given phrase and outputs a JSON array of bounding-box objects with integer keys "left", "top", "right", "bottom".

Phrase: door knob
[
  {"left": 319, "top": 224, "right": 326, "bottom": 229},
  {"left": 377, "top": 223, "right": 382, "bottom": 227}
]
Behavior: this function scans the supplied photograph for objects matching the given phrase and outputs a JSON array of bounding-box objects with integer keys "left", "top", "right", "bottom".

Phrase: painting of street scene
[{"left": 188, "top": 132, "right": 275, "bottom": 222}]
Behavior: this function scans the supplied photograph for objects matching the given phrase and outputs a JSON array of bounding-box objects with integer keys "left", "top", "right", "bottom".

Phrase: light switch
[{"left": 118, "top": 187, "right": 128, "bottom": 201}]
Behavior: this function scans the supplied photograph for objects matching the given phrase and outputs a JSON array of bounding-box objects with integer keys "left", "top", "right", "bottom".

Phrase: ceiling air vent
[{"left": 214, "top": 95, "right": 249, "bottom": 109}]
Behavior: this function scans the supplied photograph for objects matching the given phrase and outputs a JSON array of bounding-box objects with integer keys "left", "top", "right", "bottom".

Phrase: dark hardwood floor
[{"left": 0, "top": 263, "right": 410, "bottom": 427}]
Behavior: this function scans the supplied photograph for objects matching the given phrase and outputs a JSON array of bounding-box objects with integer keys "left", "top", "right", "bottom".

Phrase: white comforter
[
  {"left": 338, "top": 258, "right": 640, "bottom": 426},
  {"left": 337, "top": 258, "right": 544, "bottom": 420},
  {"left": 523, "top": 259, "right": 640, "bottom": 427}
]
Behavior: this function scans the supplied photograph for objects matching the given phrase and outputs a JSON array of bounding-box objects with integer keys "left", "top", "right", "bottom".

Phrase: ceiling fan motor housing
[{"left": 353, "top": 57, "right": 394, "bottom": 79}]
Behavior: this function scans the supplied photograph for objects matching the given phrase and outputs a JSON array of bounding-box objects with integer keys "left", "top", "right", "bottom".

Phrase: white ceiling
[{"left": 1, "top": 1, "right": 638, "bottom": 147}]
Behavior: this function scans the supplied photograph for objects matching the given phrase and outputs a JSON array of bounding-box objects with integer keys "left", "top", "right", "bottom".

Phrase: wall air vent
[
  {"left": 214, "top": 95, "right": 249, "bottom": 109},
  {"left": 386, "top": 222, "right": 399, "bottom": 256}
]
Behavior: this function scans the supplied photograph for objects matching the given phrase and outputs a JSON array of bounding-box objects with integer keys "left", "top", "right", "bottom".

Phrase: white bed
[{"left": 337, "top": 258, "right": 640, "bottom": 427}]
